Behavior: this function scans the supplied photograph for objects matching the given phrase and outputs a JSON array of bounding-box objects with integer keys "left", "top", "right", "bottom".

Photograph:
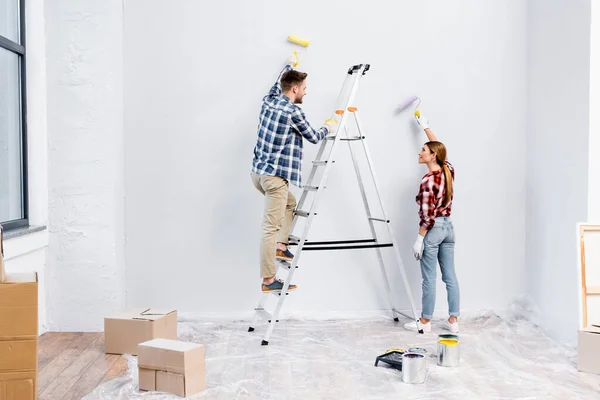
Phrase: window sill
[
  {"left": 4, "top": 225, "right": 46, "bottom": 240},
  {"left": 3, "top": 225, "right": 48, "bottom": 260}
]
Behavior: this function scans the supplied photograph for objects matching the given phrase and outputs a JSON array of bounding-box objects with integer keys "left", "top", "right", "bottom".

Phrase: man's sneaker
[
  {"left": 403, "top": 320, "right": 432, "bottom": 333},
  {"left": 262, "top": 278, "right": 297, "bottom": 293},
  {"left": 442, "top": 319, "right": 459, "bottom": 333},
  {"left": 276, "top": 248, "right": 294, "bottom": 261}
]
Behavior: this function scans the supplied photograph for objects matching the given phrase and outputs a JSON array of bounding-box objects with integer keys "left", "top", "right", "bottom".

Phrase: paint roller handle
[{"left": 288, "top": 51, "right": 299, "bottom": 68}]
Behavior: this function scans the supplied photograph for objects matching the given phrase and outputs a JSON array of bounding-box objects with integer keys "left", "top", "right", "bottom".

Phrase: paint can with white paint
[
  {"left": 401, "top": 353, "right": 427, "bottom": 384},
  {"left": 408, "top": 347, "right": 427, "bottom": 355},
  {"left": 437, "top": 338, "right": 460, "bottom": 367}
]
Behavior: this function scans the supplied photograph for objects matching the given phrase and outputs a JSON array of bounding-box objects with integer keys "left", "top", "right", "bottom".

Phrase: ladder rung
[
  {"left": 303, "top": 186, "right": 319, "bottom": 191},
  {"left": 327, "top": 136, "right": 363, "bottom": 141},
  {"left": 369, "top": 217, "right": 389, "bottom": 223},
  {"left": 255, "top": 309, "right": 272, "bottom": 321},
  {"left": 288, "top": 235, "right": 300, "bottom": 243},
  {"left": 302, "top": 243, "right": 393, "bottom": 251},
  {"left": 289, "top": 238, "right": 375, "bottom": 246},
  {"left": 312, "top": 160, "right": 329, "bottom": 166},
  {"left": 276, "top": 259, "right": 297, "bottom": 270},
  {"left": 295, "top": 210, "right": 311, "bottom": 217}
]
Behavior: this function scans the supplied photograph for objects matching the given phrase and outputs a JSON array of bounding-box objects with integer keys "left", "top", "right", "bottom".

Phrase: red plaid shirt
[{"left": 416, "top": 161, "right": 454, "bottom": 230}]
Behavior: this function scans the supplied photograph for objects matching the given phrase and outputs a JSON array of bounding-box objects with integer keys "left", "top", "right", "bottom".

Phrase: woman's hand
[
  {"left": 415, "top": 112, "right": 438, "bottom": 142},
  {"left": 413, "top": 234, "right": 425, "bottom": 260}
]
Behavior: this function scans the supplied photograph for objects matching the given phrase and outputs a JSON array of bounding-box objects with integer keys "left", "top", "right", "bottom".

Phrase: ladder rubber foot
[
  {"left": 248, "top": 327, "right": 254, "bottom": 332},
  {"left": 393, "top": 317, "right": 399, "bottom": 322},
  {"left": 418, "top": 329, "right": 424, "bottom": 334},
  {"left": 261, "top": 340, "right": 269, "bottom": 346}
]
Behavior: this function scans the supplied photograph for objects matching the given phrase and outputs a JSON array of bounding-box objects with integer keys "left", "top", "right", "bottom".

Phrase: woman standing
[{"left": 404, "top": 112, "right": 460, "bottom": 333}]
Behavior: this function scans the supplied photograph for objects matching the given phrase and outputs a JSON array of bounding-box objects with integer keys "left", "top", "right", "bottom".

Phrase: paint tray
[{"left": 374, "top": 348, "right": 404, "bottom": 371}]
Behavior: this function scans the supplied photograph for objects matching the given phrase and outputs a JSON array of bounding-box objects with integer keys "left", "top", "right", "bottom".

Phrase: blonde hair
[{"left": 425, "top": 141, "right": 453, "bottom": 207}]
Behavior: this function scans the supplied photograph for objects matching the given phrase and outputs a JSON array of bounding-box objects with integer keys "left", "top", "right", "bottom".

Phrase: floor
[
  {"left": 62, "top": 306, "right": 600, "bottom": 400},
  {"left": 38, "top": 332, "right": 128, "bottom": 399}
]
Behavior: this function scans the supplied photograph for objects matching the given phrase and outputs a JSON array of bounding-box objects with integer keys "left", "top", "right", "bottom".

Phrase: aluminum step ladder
[{"left": 248, "top": 63, "right": 422, "bottom": 345}]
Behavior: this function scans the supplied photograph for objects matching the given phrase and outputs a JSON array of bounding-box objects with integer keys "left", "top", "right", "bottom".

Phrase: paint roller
[
  {"left": 287, "top": 35, "right": 310, "bottom": 68},
  {"left": 288, "top": 35, "right": 310, "bottom": 47},
  {"left": 395, "top": 95, "right": 422, "bottom": 116}
]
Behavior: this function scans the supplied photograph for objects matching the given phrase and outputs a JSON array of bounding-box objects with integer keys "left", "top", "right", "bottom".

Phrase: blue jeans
[{"left": 420, "top": 216, "right": 460, "bottom": 320}]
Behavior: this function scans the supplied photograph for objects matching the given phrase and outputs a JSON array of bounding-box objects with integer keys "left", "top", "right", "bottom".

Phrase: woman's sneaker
[
  {"left": 403, "top": 320, "right": 431, "bottom": 333},
  {"left": 442, "top": 319, "right": 459, "bottom": 333}
]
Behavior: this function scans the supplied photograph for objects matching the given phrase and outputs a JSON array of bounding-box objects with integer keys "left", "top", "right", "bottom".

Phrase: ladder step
[
  {"left": 369, "top": 217, "right": 389, "bottom": 223},
  {"left": 288, "top": 235, "right": 300, "bottom": 243},
  {"left": 312, "top": 160, "right": 330, "bottom": 166},
  {"left": 303, "top": 186, "right": 319, "bottom": 191},
  {"left": 326, "top": 136, "right": 363, "bottom": 141},
  {"left": 255, "top": 309, "right": 272, "bottom": 321},
  {"left": 276, "top": 259, "right": 297, "bottom": 270},
  {"left": 295, "top": 210, "right": 311, "bottom": 217}
]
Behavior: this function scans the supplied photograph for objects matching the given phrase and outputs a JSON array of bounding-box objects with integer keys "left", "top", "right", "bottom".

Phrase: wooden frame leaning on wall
[{"left": 578, "top": 223, "right": 600, "bottom": 329}]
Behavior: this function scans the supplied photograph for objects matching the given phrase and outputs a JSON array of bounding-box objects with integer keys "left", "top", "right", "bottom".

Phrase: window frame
[{"left": 0, "top": 0, "right": 28, "bottom": 231}]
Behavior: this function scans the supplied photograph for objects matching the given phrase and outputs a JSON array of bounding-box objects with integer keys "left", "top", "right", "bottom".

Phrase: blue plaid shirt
[{"left": 251, "top": 65, "right": 329, "bottom": 187}]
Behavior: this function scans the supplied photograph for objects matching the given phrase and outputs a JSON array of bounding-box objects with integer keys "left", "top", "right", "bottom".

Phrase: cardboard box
[
  {"left": 578, "top": 324, "right": 600, "bottom": 374},
  {"left": 0, "top": 273, "right": 39, "bottom": 340},
  {"left": 0, "top": 272, "right": 39, "bottom": 400},
  {"left": 0, "top": 371, "right": 36, "bottom": 400},
  {"left": 104, "top": 308, "right": 177, "bottom": 355},
  {"left": 138, "top": 339, "right": 206, "bottom": 397}
]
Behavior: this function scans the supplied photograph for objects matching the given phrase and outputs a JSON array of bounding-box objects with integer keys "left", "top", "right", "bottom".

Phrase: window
[{"left": 0, "top": 0, "right": 27, "bottom": 230}]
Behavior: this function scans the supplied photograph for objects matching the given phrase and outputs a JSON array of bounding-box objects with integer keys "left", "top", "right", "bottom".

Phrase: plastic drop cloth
[{"left": 83, "top": 297, "right": 600, "bottom": 400}]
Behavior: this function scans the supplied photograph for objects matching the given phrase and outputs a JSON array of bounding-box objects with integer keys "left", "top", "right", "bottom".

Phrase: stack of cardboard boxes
[
  {"left": 0, "top": 226, "right": 206, "bottom": 399},
  {"left": 0, "top": 227, "right": 39, "bottom": 400},
  {"left": 104, "top": 308, "right": 206, "bottom": 397}
]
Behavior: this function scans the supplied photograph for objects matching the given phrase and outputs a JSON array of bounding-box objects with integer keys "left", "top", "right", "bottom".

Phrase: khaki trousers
[{"left": 251, "top": 173, "right": 297, "bottom": 278}]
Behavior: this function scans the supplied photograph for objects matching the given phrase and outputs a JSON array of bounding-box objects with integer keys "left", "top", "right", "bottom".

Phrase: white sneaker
[
  {"left": 404, "top": 320, "right": 431, "bottom": 333},
  {"left": 442, "top": 320, "right": 459, "bottom": 333}
]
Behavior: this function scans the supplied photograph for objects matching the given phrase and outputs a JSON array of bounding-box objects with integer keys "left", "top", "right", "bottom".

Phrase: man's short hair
[{"left": 281, "top": 70, "right": 307, "bottom": 92}]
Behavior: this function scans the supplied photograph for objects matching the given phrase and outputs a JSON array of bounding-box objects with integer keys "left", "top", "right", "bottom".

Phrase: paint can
[
  {"left": 437, "top": 338, "right": 460, "bottom": 367},
  {"left": 408, "top": 347, "right": 427, "bottom": 355},
  {"left": 401, "top": 353, "right": 427, "bottom": 384},
  {"left": 438, "top": 333, "right": 459, "bottom": 341}
]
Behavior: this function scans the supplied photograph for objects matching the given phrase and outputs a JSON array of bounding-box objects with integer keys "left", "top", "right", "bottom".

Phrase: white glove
[
  {"left": 414, "top": 112, "right": 429, "bottom": 130},
  {"left": 288, "top": 52, "right": 299, "bottom": 68},
  {"left": 412, "top": 234, "right": 424, "bottom": 260},
  {"left": 324, "top": 119, "right": 337, "bottom": 134}
]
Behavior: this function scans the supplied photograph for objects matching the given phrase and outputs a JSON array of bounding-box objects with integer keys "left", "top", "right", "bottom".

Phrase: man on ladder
[{"left": 250, "top": 52, "right": 336, "bottom": 293}]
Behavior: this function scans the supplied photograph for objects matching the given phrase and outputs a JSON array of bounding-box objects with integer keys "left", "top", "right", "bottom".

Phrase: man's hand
[
  {"left": 324, "top": 119, "right": 337, "bottom": 134},
  {"left": 414, "top": 112, "right": 429, "bottom": 131},
  {"left": 412, "top": 234, "right": 425, "bottom": 260},
  {"left": 288, "top": 51, "right": 299, "bottom": 68}
]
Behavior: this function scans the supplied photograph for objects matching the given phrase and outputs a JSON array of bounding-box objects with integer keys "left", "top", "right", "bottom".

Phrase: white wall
[
  {"left": 3, "top": 0, "right": 50, "bottom": 335},
  {"left": 44, "top": 0, "right": 125, "bottom": 331},
  {"left": 526, "top": 0, "right": 591, "bottom": 344},
  {"left": 123, "top": 0, "right": 528, "bottom": 318},
  {"left": 589, "top": 0, "right": 600, "bottom": 221}
]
